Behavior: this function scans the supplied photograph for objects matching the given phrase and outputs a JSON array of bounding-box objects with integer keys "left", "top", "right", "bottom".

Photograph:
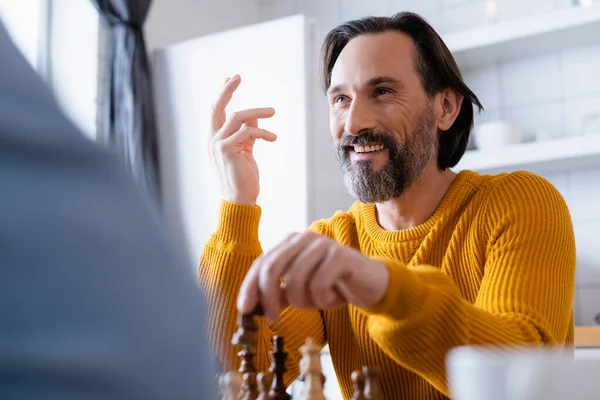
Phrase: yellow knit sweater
[{"left": 198, "top": 170, "right": 576, "bottom": 399}]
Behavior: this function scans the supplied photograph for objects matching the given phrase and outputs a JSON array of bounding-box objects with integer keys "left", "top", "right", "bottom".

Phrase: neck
[{"left": 374, "top": 163, "right": 457, "bottom": 231}]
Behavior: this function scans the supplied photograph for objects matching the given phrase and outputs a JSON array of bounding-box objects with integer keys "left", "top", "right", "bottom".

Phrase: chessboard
[{"left": 218, "top": 305, "right": 382, "bottom": 400}]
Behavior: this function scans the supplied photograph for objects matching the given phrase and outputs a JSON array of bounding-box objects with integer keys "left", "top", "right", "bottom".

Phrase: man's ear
[{"left": 435, "top": 88, "right": 463, "bottom": 131}]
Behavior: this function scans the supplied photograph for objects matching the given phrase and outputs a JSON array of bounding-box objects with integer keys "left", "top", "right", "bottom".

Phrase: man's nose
[{"left": 344, "top": 101, "right": 376, "bottom": 136}]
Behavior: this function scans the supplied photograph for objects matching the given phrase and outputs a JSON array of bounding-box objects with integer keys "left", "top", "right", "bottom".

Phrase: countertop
[{"left": 575, "top": 326, "right": 600, "bottom": 348}]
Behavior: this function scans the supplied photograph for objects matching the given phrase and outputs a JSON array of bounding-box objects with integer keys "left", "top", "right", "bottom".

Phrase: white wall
[
  {"left": 145, "top": 0, "right": 260, "bottom": 51},
  {"left": 153, "top": 15, "right": 312, "bottom": 264}
]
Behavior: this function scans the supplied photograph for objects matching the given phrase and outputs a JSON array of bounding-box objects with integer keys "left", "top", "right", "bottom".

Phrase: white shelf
[
  {"left": 454, "top": 135, "right": 600, "bottom": 175},
  {"left": 445, "top": 4, "right": 600, "bottom": 69}
]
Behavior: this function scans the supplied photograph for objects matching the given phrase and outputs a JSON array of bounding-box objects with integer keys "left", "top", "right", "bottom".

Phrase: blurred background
[{"left": 2, "top": 0, "right": 600, "bottom": 397}]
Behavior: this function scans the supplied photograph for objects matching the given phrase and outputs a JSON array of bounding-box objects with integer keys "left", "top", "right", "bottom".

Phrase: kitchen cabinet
[
  {"left": 445, "top": 3, "right": 600, "bottom": 175},
  {"left": 445, "top": 2, "right": 600, "bottom": 69},
  {"left": 454, "top": 134, "right": 600, "bottom": 175}
]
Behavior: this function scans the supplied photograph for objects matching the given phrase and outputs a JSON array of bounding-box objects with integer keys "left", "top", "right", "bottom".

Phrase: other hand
[{"left": 236, "top": 231, "right": 390, "bottom": 322}]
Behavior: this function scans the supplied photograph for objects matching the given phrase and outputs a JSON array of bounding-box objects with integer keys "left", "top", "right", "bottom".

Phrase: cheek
[
  {"left": 385, "top": 103, "right": 421, "bottom": 140},
  {"left": 329, "top": 109, "right": 345, "bottom": 141}
]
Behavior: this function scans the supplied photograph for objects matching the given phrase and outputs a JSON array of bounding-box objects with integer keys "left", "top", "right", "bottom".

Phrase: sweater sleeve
[
  {"left": 361, "top": 172, "right": 576, "bottom": 396},
  {"left": 198, "top": 200, "right": 326, "bottom": 385}
]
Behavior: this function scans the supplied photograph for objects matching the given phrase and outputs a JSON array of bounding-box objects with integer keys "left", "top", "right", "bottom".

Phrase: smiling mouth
[{"left": 348, "top": 143, "right": 386, "bottom": 153}]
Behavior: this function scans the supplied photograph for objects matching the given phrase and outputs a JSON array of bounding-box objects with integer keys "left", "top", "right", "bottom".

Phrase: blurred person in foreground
[
  {"left": 199, "top": 12, "right": 576, "bottom": 400},
  {"left": 0, "top": 21, "right": 217, "bottom": 399}
]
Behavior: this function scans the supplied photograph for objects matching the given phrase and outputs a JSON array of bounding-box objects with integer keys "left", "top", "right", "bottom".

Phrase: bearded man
[{"left": 198, "top": 12, "right": 576, "bottom": 400}]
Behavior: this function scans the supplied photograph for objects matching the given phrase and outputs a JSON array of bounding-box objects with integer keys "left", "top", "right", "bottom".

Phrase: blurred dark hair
[{"left": 321, "top": 12, "right": 483, "bottom": 170}]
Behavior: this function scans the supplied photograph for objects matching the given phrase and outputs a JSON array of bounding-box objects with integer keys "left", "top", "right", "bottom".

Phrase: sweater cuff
[
  {"left": 361, "top": 257, "right": 428, "bottom": 321},
  {"left": 213, "top": 200, "right": 262, "bottom": 250}
]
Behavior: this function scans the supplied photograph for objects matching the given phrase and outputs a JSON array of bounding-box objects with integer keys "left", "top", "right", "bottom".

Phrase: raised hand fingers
[
  {"left": 243, "top": 119, "right": 259, "bottom": 128},
  {"left": 215, "top": 108, "right": 276, "bottom": 142},
  {"left": 221, "top": 126, "right": 277, "bottom": 152},
  {"left": 211, "top": 74, "right": 241, "bottom": 132}
]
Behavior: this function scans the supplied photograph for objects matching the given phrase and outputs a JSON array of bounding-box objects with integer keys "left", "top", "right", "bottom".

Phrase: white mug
[{"left": 447, "top": 346, "right": 600, "bottom": 400}]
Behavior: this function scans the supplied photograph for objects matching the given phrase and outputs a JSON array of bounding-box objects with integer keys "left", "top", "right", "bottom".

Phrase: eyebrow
[{"left": 327, "top": 76, "right": 404, "bottom": 96}]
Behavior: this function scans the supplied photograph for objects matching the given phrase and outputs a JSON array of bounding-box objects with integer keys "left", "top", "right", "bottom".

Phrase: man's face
[{"left": 328, "top": 31, "right": 438, "bottom": 203}]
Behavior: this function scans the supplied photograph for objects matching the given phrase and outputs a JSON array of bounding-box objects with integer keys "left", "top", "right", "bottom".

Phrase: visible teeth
[{"left": 354, "top": 144, "right": 384, "bottom": 153}]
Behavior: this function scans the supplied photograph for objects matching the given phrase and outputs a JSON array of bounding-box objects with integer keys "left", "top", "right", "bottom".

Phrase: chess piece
[
  {"left": 257, "top": 371, "right": 273, "bottom": 400},
  {"left": 232, "top": 304, "right": 264, "bottom": 350},
  {"left": 299, "top": 338, "right": 326, "bottom": 400},
  {"left": 238, "top": 348, "right": 257, "bottom": 375},
  {"left": 362, "top": 366, "right": 382, "bottom": 400},
  {"left": 233, "top": 305, "right": 264, "bottom": 381},
  {"left": 298, "top": 338, "right": 326, "bottom": 386},
  {"left": 241, "top": 372, "right": 259, "bottom": 400},
  {"left": 268, "top": 336, "right": 291, "bottom": 400},
  {"left": 351, "top": 370, "right": 366, "bottom": 400},
  {"left": 218, "top": 371, "right": 242, "bottom": 400}
]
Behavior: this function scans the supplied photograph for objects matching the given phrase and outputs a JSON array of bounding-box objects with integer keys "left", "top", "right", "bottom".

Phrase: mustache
[{"left": 336, "top": 130, "right": 396, "bottom": 148}]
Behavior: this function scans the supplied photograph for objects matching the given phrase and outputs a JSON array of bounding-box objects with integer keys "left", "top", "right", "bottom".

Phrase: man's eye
[
  {"left": 334, "top": 95, "right": 348, "bottom": 103},
  {"left": 375, "top": 88, "right": 391, "bottom": 96}
]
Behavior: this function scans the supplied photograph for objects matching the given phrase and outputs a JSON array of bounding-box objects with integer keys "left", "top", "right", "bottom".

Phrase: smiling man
[{"left": 199, "top": 12, "right": 576, "bottom": 400}]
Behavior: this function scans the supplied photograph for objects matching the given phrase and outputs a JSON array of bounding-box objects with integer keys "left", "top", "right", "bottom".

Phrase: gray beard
[{"left": 334, "top": 107, "right": 437, "bottom": 204}]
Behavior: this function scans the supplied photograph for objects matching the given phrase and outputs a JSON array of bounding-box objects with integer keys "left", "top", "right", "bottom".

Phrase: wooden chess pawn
[
  {"left": 218, "top": 371, "right": 242, "bottom": 400},
  {"left": 257, "top": 371, "right": 273, "bottom": 400},
  {"left": 299, "top": 338, "right": 326, "bottom": 384},
  {"left": 299, "top": 338, "right": 326, "bottom": 400},
  {"left": 362, "top": 366, "right": 382, "bottom": 400},
  {"left": 351, "top": 370, "right": 366, "bottom": 400},
  {"left": 242, "top": 372, "right": 259, "bottom": 400}
]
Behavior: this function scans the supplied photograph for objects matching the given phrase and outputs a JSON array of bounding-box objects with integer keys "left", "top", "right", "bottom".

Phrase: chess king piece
[
  {"left": 362, "top": 366, "right": 382, "bottom": 400},
  {"left": 351, "top": 370, "right": 367, "bottom": 400},
  {"left": 241, "top": 372, "right": 259, "bottom": 400},
  {"left": 218, "top": 371, "right": 242, "bottom": 400},
  {"left": 269, "top": 336, "right": 291, "bottom": 400},
  {"left": 257, "top": 371, "right": 273, "bottom": 400},
  {"left": 299, "top": 338, "right": 326, "bottom": 400}
]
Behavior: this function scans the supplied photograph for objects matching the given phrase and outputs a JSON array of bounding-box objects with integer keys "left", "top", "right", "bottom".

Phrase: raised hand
[
  {"left": 236, "top": 231, "right": 391, "bottom": 322},
  {"left": 209, "top": 74, "right": 277, "bottom": 206}
]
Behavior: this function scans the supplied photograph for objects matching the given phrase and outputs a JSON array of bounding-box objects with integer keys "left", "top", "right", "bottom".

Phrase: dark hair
[{"left": 321, "top": 12, "right": 483, "bottom": 170}]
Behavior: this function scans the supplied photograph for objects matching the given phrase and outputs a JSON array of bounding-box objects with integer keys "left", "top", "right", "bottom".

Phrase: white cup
[
  {"left": 473, "top": 120, "right": 522, "bottom": 150},
  {"left": 447, "top": 346, "right": 600, "bottom": 400}
]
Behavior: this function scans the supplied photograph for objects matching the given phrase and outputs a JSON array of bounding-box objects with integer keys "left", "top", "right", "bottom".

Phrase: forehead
[{"left": 330, "top": 31, "right": 418, "bottom": 87}]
